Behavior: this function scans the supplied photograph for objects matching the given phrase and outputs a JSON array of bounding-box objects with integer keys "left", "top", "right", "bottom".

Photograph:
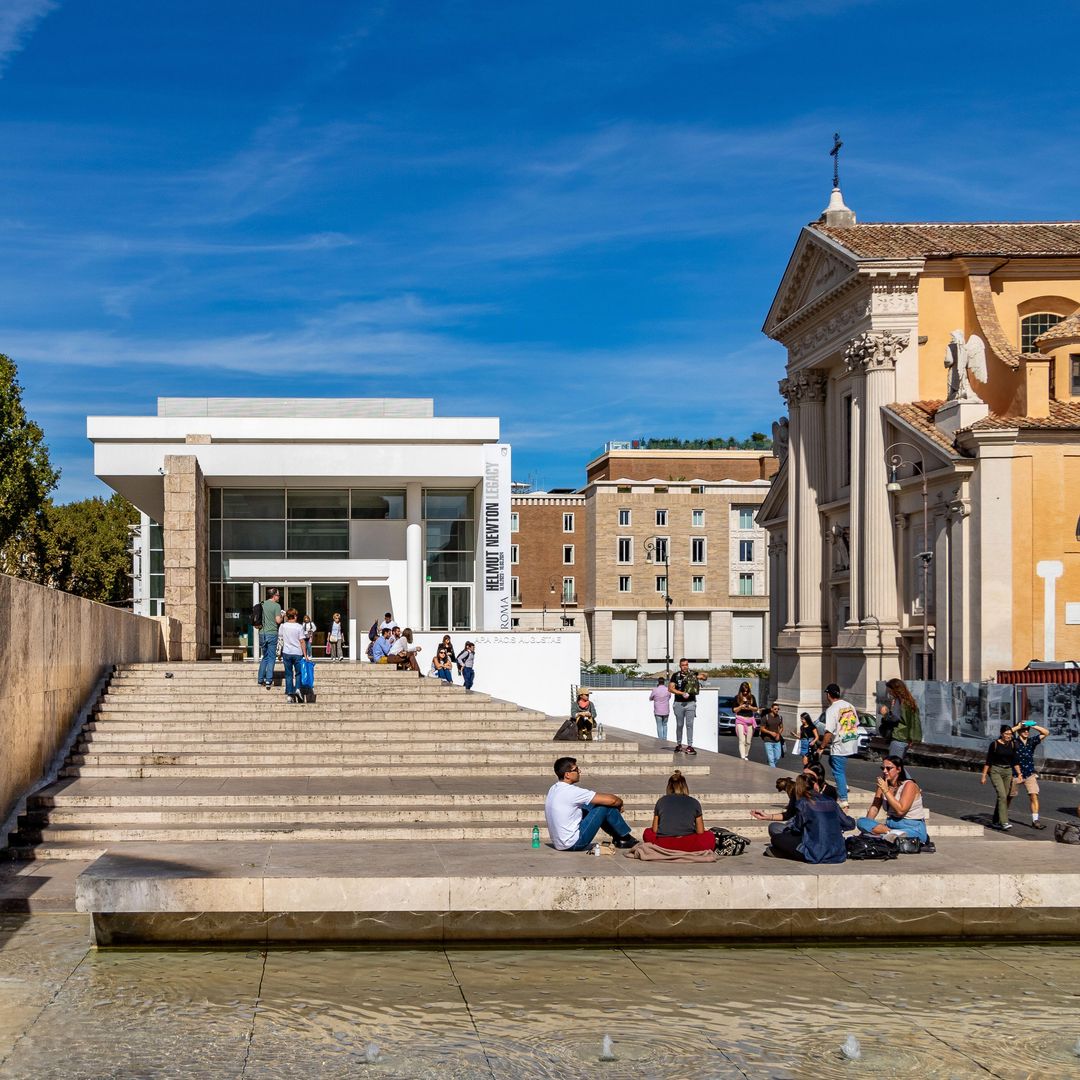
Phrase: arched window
[{"left": 1021, "top": 313, "right": 1063, "bottom": 353}]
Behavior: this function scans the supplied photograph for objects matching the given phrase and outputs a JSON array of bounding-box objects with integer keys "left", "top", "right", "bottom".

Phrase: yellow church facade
[{"left": 757, "top": 191, "right": 1080, "bottom": 714}]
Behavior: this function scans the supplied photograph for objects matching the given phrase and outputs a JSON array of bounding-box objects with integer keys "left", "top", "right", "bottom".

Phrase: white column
[
  {"left": 793, "top": 370, "right": 828, "bottom": 629},
  {"left": 1037, "top": 561, "right": 1064, "bottom": 661},
  {"left": 780, "top": 379, "right": 799, "bottom": 630},
  {"left": 406, "top": 482, "right": 423, "bottom": 630},
  {"left": 636, "top": 610, "right": 647, "bottom": 666}
]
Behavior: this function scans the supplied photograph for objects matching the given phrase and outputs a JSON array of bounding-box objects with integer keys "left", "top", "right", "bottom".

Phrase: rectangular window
[
  {"left": 656, "top": 575, "right": 668, "bottom": 594},
  {"left": 655, "top": 509, "right": 668, "bottom": 527},
  {"left": 692, "top": 509, "right": 704, "bottom": 527},
  {"left": 738, "top": 507, "right": 754, "bottom": 530},
  {"left": 510, "top": 576, "right": 520, "bottom": 601},
  {"left": 692, "top": 575, "right": 704, "bottom": 593},
  {"left": 739, "top": 539, "right": 754, "bottom": 562},
  {"left": 618, "top": 575, "right": 631, "bottom": 592},
  {"left": 510, "top": 544, "right": 519, "bottom": 565},
  {"left": 690, "top": 486, "right": 703, "bottom": 494},
  {"left": 1072, "top": 354, "right": 1080, "bottom": 395},
  {"left": 563, "top": 544, "right": 574, "bottom": 565},
  {"left": 617, "top": 537, "right": 633, "bottom": 563},
  {"left": 618, "top": 509, "right": 631, "bottom": 526},
  {"left": 563, "top": 512, "right": 574, "bottom": 532},
  {"left": 655, "top": 486, "right": 668, "bottom": 494},
  {"left": 691, "top": 537, "right": 706, "bottom": 564},
  {"left": 510, "top": 511, "right": 519, "bottom": 533},
  {"left": 738, "top": 573, "right": 754, "bottom": 596},
  {"left": 562, "top": 577, "right": 574, "bottom": 602},
  {"left": 510, "top": 617, "right": 520, "bottom": 628},
  {"left": 349, "top": 489, "right": 404, "bottom": 520},
  {"left": 288, "top": 489, "right": 348, "bottom": 519},
  {"left": 423, "top": 489, "right": 475, "bottom": 583},
  {"left": 617, "top": 485, "right": 631, "bottom": 493},
  {"left": 653, "top": 537, "right": 669, "bottom": 564}
]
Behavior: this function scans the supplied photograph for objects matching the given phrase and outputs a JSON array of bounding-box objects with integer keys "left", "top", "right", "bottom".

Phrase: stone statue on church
[
  {"left": 944, "top": 330, "right": 987, "bottom": 401},
  {"left": 771, "top": 417, "right": 789, "bottom": 463}
]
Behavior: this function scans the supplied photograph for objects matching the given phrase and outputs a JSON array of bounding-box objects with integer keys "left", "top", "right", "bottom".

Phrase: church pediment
[{"left": 763, "top": 228, "right": 859, "bottom": 338}]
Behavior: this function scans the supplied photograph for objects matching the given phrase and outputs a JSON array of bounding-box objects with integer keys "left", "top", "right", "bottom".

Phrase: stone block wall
[
  {"left": 0, "top": 573, "right": 163, "bottom": 827},
  {"left": 163, "top": 454, "right": 209, "bottom": 660}
]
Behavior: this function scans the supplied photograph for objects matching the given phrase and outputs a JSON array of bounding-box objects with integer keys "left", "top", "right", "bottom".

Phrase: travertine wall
[
  {"left": 163, "top": 454, "right": 209, "bottom": 660},
  {"left": 0, "top": 573, "right": 163, "bottom": 825}
]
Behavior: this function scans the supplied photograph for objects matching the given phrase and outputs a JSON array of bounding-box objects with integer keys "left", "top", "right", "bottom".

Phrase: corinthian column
[
  {"left": 793, "top": 370, "right": 828, "bottom": 629},
  {"left": 779, "top": 377, "right": 798, "bottom": 631},
  {"left": 846, "top": 331, "right": 907, "bottom": 626}
]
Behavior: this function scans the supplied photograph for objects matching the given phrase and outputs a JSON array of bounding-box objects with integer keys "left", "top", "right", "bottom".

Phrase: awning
[{"left": 997, "top": 668, "right": 1080, "bottom": 685}]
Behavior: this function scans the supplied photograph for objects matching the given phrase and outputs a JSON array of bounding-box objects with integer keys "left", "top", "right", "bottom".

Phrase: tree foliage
[
  {"left": 0, "top": 353, "right": 59, "bottom": 571},
  {"left": 34, "top": 494, "right": 139, "bottom": 605},
  {"left": 641, "top": 434, "right": 772, "bottom": 451}
]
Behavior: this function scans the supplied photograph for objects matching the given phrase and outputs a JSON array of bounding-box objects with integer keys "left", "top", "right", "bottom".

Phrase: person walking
[
  {"left": 668, "top": 658, "right": 707, "bottom": 756},
  {"left": 327, "top": 613, "right": 345, "bottom": 661},
  {"left": 733, "top": 681, "right": 758, "bottom": 760},
  {"left": 257, "top": 587, "right": 283, "bottom": 690},
  {"left": 798, "top": 711, "right": 820, "bottom": 767},
  {"left": 278, "top": 608, "right": 309, "bottom": 704},
  {"left": 879, "top": 678, "right": 922, "bottom": 761},
  {"left": 820, "top": 683, "right": 859, "bottom": 810},
  {"left": 649, "top": 676, "right": 672, "bottom": 743},
  {"left": 758, "top": 703, "right": 785, "bottom": 768},
  {"left": 1008, "top": 719, "right": 1051, "bottom": 829},
  {"left": 301, "top": 613, "right": 316, "bottom": 656},
  {"left": 545, "top": 757, "right": 638, "bottom": 851},
  {"left": 981, "top": 725, "right": 1022, "bottom": 831},
  {"left": 457, "top": 641, "right": 476, "bottom": 691}
]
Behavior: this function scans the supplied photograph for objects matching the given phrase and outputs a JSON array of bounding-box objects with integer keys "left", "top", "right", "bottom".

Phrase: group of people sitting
[{"left": 544, "top": 753, "right": 930, "bottom": 862}]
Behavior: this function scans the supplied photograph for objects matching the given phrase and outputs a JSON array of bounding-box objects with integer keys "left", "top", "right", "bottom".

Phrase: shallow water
[{"left": 1, "top": 916, "right": 1078, "bottom": 1078}]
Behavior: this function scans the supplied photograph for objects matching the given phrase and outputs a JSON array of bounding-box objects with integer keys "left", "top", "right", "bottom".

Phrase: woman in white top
[
  {"left": 856, "top": 755, "right": 929, "bottom": 842},
  {"left": 328, "top": 613, "right": 344, "bottom": 661}
]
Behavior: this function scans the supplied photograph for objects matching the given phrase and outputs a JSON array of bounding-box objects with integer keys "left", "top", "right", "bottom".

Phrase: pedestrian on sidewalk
[
  {"left": 643, "top": 769, "right": 714, "bottom": 851},
  {"left": 457, "top": 641, "right": 476, "bottom": 690},
  {"left": 278, "top": 608, "right": 310, "bottom": 704},
  {"left": 301, "top": 613, "right": 316, "bottom": 655},
  {"left": 879, "top": 678, "right": 922, "bottom": 761},
  {"left": 819, "top": 683, "right": 859, "bottom": 810},
  {"left": 649, "top": 676, "right": 672, "bottom": 742},
  {"left": 981, "top": 725, "right": 1022, "bottom": 831},
  {"left": 669, "top": 658, "right": 707, "bottom": 756},
  {"left": 257, "top": 587, "right": 282, "bottom": 689},
  {"left": 545, "top": 757, "right": 639, "bottom": 851},
  {"left": 733, "top": 682, "right": 758, "bottom": 760},
  {"left": 1008, "top": 719, "right": 1050, "bottom": 829},
  {"left": 798, "top": 712, "right": 820, "bottom": 767},
  {"left": 328, "top": 613, "right": 345, "bottom": 661},
  {"left": 759, "top": 703, "right": 785, "bottom": 768}
]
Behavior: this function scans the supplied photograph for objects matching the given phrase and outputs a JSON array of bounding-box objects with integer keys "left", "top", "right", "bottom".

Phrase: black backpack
[
  {"left": 368, "top": 621, "right": 379, "bottom": 642},
  {"left": 844, "top": 834, "right": 898, "bottom": 861},
  {"left": 250, "top": 602, "right": 263, "bottom": 628},
  {"left": 710, "top": 827, "right": 749, "bottom": 857}
]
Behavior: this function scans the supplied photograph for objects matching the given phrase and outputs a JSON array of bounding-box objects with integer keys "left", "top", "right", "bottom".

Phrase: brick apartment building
[{"left": 512, "top": 445, "right": 778, "bottom": 667}]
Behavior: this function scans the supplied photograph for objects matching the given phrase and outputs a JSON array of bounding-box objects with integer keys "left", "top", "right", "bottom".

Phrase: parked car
[{"left": 717, "top": 696, "right": 738, "bottom": 736}]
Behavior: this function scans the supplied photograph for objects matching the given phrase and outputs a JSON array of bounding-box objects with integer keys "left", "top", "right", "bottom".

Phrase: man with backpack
[{"left": 256, "top": 588, "right": 283, "bottom": 690}]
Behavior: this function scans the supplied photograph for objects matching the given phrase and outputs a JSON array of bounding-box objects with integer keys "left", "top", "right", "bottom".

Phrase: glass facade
[{"left": 147, "top": 521, "right": 164, "bottom": 616}]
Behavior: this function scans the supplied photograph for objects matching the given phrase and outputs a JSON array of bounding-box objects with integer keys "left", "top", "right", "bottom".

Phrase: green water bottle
[{"left": 531, "top": 826, "right": 540, "bottom": 848}]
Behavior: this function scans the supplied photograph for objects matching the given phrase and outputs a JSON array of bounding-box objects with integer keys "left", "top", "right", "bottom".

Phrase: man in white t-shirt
[
  {"left": 544, "top": 757, "right": 639, "bottom": 851},
  {"left": 820, "top": 683, "right": 859, "bottom": 809},
  {"left": 379, "top": 612, "right": 399, "bottom": 633}
]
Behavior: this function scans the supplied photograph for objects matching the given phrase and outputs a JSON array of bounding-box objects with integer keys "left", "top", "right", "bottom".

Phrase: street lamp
[
  {"left": 885, "top": 441, "right": 931, "bottom": 680},
  {"left": 644, "top": 536, "right": 672, "bottom": 673}
]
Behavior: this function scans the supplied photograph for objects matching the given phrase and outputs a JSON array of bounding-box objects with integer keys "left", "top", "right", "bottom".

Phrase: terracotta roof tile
[
  {"left": 967, "top": 400, "right": 1080, "bottom": 431},
  {"left": 1034, "top": 311, "right": 1080, "bottom": 349},
  {"left": 884, "top": 401, "right": 962, "bottom": 457},
  {"left": 811, "top": 222, "right": 1080, "bottom": 260}
]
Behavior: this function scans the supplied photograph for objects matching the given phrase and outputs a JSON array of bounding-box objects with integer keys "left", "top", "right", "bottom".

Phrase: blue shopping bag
[{"left": 299, "top": 657, "right": 315, "bottom": 689}]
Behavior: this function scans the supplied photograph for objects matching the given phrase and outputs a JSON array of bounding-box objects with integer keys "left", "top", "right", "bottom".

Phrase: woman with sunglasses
[{"left": 855, "top": 754, "right": 929, "bottom": 843}]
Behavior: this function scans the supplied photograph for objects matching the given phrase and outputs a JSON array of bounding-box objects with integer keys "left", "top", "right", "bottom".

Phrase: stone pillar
[
  {"left": 792, "top": 370, "right": 828, "bottom": 629},
  {"left": 163, "top": 454, "right": 208, "bottom": 661},
  {"left": 635, "top": 610, "right": 647, "bottom": 666},
  {"left": 591, "top": 609, "right": 613, "bottom": 666},
  {"left": 406, "top": 483, "right": 423, "bottom": 629},
  {"left": 672, "top": 609, "right": 685, "bottom": 662},
  {"left": 710, "top": 609, "right": 732, "bottom": 667},
  {"left": 780, "top": 379, "right": 799, "bottom": 630}
]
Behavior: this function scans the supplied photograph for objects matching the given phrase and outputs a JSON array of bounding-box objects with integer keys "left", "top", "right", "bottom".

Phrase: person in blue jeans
[
  {"left": 759, "top": 703, "right": 785, "bottom": 767},
  {"left": 856, "top": 755, "right": 929, "bottom": 842},
  {"left": 457, "top": 641, "right": 476, "bottom": 690},
  {"left": 545, "top": 757, "right": 639, "bottom": 851},
  {"left": 820, "top": 683, "right": 859, "bottom": 809},
  {"left": 257, "top": 588, "right": 282, "bottom": 689},
  {"left": 277, "top": 608, "right": 310, "bottom": 705}
]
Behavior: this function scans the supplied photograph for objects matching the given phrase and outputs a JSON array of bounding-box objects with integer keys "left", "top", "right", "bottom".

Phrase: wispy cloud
[{"left": 0, "top": 0, "right": 57, "bottom": 76}]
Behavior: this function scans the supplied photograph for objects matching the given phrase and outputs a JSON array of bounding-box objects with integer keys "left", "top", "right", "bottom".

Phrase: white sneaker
[{"left": 839, "top": 801, "right": 850, "bottom": 811}]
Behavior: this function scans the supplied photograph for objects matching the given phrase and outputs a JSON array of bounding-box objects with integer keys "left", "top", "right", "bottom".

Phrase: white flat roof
[
  {"left": 87, "top": 416, "right": 499, "bottom": 442},
  {"left": 157, "top": 397, "right": 434, "bottom": 419}
]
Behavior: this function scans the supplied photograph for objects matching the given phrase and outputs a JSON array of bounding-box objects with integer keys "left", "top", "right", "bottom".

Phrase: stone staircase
[{"left": 7, "top": 662, "right": 985, "bottom": 860}]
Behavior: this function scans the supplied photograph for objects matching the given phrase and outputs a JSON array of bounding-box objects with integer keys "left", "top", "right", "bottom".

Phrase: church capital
[
  {"left": 844, "top": 330, "right": 910, "bottom": 373},
  {"left": 785, "top": 369, "right": 828, "bottom": 404}
]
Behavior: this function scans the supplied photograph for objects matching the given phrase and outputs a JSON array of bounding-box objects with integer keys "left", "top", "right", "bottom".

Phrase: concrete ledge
[{"left": 75, "top": 839, "right": 1080, "bottom": 946}]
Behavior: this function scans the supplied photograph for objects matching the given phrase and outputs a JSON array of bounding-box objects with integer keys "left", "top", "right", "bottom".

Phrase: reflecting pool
[{"left": 1, "top": 915, "right": 1078, "bottom": 1078}]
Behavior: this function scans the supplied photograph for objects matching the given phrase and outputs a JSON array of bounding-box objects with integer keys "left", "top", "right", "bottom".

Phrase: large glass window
[
  {"left": 350, "top": 490, "right": 404, "bottom": 519},
  {"left": 1072, "top": 354, "right": 1080, "bottom": 395},
  {"left": 288, "top": 490, "right": 348, "bottom": 519},
  {"left": 423, "top": 489, "right": 474, "bottom": 584}
]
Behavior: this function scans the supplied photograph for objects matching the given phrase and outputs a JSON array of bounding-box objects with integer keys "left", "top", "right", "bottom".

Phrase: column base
[
  {"left": 833, "top": 623, "right": 902, "bottom": 711},
  {"left": 773, "top": 630, "right": 828, "bottom": 718}
]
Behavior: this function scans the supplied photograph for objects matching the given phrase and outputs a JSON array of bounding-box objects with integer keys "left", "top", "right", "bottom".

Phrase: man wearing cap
[
  {"left": 457, "top": 640, "right": 476, "bottom": 691},
  {"left": 820, "top": 683, "right": 859, "bottom": 810},
  {"left": 1008, "top": 719, "right": 1051, "bottom": 830}
]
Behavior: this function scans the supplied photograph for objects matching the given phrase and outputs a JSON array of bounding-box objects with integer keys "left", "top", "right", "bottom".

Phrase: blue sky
[{"left": 3, "top": 1, "right": 1080, "bottom": 500}]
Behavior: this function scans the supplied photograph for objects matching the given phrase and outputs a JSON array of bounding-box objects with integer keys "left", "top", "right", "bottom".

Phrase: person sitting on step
[
  {"left": 545, "top": 757, "right": 639, "bottom": 851},
  {"left": 371, "top": 627, "right": 395, "bottom": 664},
  {"left": 856, "top": 755, "right": 929, "bottom": 843},
  {"left": 573, "top": 690, "right": 596, "bottom": 740},
  {"left": 642, "top": 769, "right": 715, "bottom": 852},
  {"left": 766, "top": 773, "right": 854, "bottom": 863}
]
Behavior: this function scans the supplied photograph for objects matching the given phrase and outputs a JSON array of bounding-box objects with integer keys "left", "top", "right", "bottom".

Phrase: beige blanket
[{"left": 623, "top": 842, "right": 717, "bottom": 863}]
